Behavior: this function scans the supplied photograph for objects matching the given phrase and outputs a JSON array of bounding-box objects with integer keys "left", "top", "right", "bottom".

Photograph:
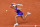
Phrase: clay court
[{"left": 0, "top": 0, "right": 40, "bottom": 27}]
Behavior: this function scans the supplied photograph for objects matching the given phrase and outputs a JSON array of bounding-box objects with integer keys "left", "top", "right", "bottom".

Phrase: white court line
[
  {"left": 18, "top": 25, "right": 40, "bottom": 26},
  {"left": 14, "top": 25, "right": 40, "bottom": 27}
]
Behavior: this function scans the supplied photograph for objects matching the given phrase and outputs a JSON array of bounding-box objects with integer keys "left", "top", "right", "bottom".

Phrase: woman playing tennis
[{"left": 10, "top": 3, "right": 31, "bottom": 25}]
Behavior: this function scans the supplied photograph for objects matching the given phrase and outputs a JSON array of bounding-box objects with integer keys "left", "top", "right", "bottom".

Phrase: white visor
[{"left": 13, "top": 5, "right": 16, "bottom": 6}]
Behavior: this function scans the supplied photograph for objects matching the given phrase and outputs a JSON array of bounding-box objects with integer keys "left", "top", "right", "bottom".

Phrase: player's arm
[
  {"left": 11, "top": 3, "right": 23, "bottom": 6},
  {"left": 17, "top": 8, "right": 22, "bottom": 10},
  {"left": 16, "top": 4, "right": 23, "bottom": 10},
  {"left": 16, "top": 4, "right": 23, "bottom": 6}
]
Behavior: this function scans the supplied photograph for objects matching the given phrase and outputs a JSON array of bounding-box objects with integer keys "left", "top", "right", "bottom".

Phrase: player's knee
[{"left": 15, "top": 16, "right": 17, "bottom": 18}]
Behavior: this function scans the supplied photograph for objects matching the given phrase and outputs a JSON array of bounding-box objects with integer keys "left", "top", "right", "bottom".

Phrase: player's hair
[{"left": 11, "top": 4, "right": 13, "bottom": 5}]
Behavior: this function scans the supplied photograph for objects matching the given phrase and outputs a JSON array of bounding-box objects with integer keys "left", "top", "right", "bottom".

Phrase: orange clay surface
[{"left": 0, "top": 0, "right": 40, "bottom": 27}]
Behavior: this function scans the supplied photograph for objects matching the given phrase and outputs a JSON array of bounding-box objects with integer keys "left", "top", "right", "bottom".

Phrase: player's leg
[
  {"left": 21, "top": 15, "right": 25, "bottom": 19},
  {"left": 15, "top": 15, "right": 21, "bottom": 23},
  {"left": 15, "top": 15, "right": 22, "bottom": 25},
  {"left": 15, "top": 15, "right": 18, "bottom": 23},
  {"left": 25, "top": 12, "right": 31, "bottom": 18},
  {"left": 15, "top": 15, "right": 19, "bottom": 26}
]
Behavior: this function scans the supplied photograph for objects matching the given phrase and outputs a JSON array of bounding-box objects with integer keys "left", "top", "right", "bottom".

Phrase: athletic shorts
[{"left": 17, "top": 12, "right": 23, "bottom": 15}]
